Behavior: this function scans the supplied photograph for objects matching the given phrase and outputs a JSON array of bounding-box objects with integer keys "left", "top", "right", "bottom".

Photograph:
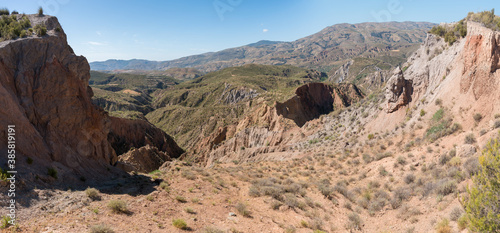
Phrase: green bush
[
  {"left": 90, "top": 224, "right": 114, "bottom": 233},
  {"left": 346, "top": 212, "right": 362, "bottom": 231},
  {"left": 85, "top": 187, "right": 100, "bottom": 200},
  {"left": 107, "top": 200, "right": 128, "bottom": 214},
  {"left": 420, "top": 109, "right": 426, "bottom": 117},
  {"left": 47, "top": 167, "right": 57, "bottom": 179},
  {"left": 38, "top": 7, "right": 43, "bottom": 16},
  {"left": 34, "top": 24, "right": 47, "bottom": 36},
  {"left": 0, "top": 216, "right": 11, "bottom": 229},
  {"left": 467, "top": 9, "right": 500, "bottom": 31},
  {"left": 429, "top": 19, "right": 468, "bottom": 45},
  {"left": 172, "top": 219, "right": 188, "bottom": 230},
  {"left": 0, "top": 15, "right": 31, "bottom": 40},
  {"left": 0, "top": 8, "right": 9, "bottom": 16},
  {"left": 464, "top": 137, "right": 500, "bottom": 232},
  {"left": 235, "top": 202, "right": 251, "bottom": 217},
  {"left": 464, "top": 133, "right": 476, "bottom": 144},
  {"left": 473, "top": 113, "right": 483, "bottom": 123},
  {"left": 426, "top": 109, "right": 461, "bottom": 142},
  {"left": 430, "top": 25, "right": 446, "bottom": 37}
]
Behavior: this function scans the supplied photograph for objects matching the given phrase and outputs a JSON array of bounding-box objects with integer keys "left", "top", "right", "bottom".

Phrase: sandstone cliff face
[
  {"left": 108, "top": 117, "right": 184, "bottom": 157},
  {"left": 116, "top": 145, "right": 171, "bottom": 173},
  {"left": 276, "top": 83, "right": 363, "bottom": 126},
  {"left": 196, "top": 82, "right": 364, "bottom": 166},
  {"left": 0, "top": 15, "right": 183, "bottom": 181},
  {"left": 385, "top": 67, "right": 413, "bottom": 113},
  {"left": 376, "top": 20, "right": 500, "bottom": 137}
]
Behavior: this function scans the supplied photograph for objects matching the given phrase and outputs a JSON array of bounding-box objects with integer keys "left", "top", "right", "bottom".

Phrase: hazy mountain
[{"left": 90, "top": 21, "right": 434, "bottom": 79}]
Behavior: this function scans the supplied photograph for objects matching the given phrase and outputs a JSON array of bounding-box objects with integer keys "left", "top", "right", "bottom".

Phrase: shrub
[
  {"left": 90, "top": 224, "right": 114, "bottom": 233},
  {"left": 172, "top": 219, "right": 188, "bottom": 230},
  {"left": 467, "top": 9, "right": 499, "bottom": 30},
  {"left": 439, "top": 154, "right": 450, "bottom": 165},
  {"left": 47, "top": 167, "right": 57, "bottom": 179},
  {"left": 463, "top": 157, "right": 480, "bottom": 177},
  {"left": 433, "top": 109, "right": 444, "bottom": 122},
  {"left": 159, "top": 181, "right": 170, "bottom": 192},
  {"left": 458, "top": 214, "right": 468, "bottom": 230},
  {"left": 378, "top": 166, "right": 388, "bottom": 176},
  {"left": 435, "top": 218, "right": 451, "bottom": 233},
  {"left": 464, "top": 137, "right": 500, "bottom": 232},
  {"left": 436, "top": 179, "right": 457, "bottom": 196},
  {"left": 464, "top": 133, "right": 476, "bottom": 144},
  {"left": 430, "top": 25, "right": 446, "bottom": 37},
  {"left": 397, "top": 156, "right": 407, "bottom": 165},
  {"left": 26, "top": 157, "right": 33, "bottom": 164},
  {"left": 107, "top": 200, "right": 128, "bottom": 214},
  {"left": 38, "top": 7, "right": 43, "bottom": 16},
  {"left": 0, "top": 8, "right": 8, "bottom": 16},
  {"left": 175, "top": 196, "right": 187, "bottom": 203},
  {"left": 404, "top": 174, "right": 416, "bottom": 184},
  {"left": 435, "top": 99, "right": 442, "bottom": 105},
  {"left": 448, "top": 156, "right": 462, "bottom": 167},
  {"left": 494, "top": 120, "right": 500, "bottom": 129},
  {"left": 362, "top": 154, "right": 372, "bottom": 163},
  {"left": 0, "top": 216, "right": 11, "bottom": 229},
  {"left": 235, "top": 202, "right": 251, "bottom": 217},
  {"left": 473, "top": 113, "right": 483, "bottom": 123},
  {"left": 181, "top": 170, "right": 196, "bottom": 180},
  {"left": 449, "top": 206, "right": 464, "bottom": 221},
  {"left": 85, "top": 187, "right": 100, "bottom": 200},
  {"left": 346, "top": 212, "right": 362, "bottom": 231},
  {"left": 202, "top": 227, "right": 224, "bottom": 233},
  {"left": 34, "top": 24, "right": 47, "bottom": 36},
  {"left": 391, "top": 187, "right": 411, "bottom": 209},
  {"left": 420, "top": 109, "right": 426, "bottom": 117},
  {"left": 185, "top": 207, "right": 196, "bottom": 214},
  {"left": 318, "top": 183, "right": 334, "bottom": 199},
  {"left": 367, "top": 134, "right": 374, "bottom": 140}
]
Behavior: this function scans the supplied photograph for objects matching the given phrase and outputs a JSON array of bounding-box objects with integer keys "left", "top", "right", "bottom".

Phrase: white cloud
[
  {"left": 263, "top": 29, "right": 269, "bottom": 33},
  {"left": 87, "top": 41, "right": 106, "bottom": 46}
]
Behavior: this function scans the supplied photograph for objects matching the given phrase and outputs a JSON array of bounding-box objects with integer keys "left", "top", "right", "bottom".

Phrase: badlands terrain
[{"left": 0, "top": 8, "right": 500, "bottom": 233}]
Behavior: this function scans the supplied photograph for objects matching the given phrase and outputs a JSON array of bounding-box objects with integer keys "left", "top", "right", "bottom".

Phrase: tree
[
  {"left": 463, "top": 137, "right": 500, "bottom": 232},
  {"left": 38, "top": 7, "right": 43, "bottom": 16}
]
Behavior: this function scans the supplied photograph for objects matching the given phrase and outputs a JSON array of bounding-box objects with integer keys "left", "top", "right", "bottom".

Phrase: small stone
[{"left": 229, "top": 212, "right": 237, "bottom": 217}]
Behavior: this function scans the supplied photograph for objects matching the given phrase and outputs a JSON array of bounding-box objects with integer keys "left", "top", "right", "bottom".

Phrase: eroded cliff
[{"left": 0, "top": 15, "right": 183, "bottom": 183}]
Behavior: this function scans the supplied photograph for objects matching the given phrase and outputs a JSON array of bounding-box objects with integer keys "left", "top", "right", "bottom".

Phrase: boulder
[
  {"left": 386, "top": 67, "right": 413, "bottom": 113},
  {"left": 116, "top": 145, "right": 171, "bottom": 173}
]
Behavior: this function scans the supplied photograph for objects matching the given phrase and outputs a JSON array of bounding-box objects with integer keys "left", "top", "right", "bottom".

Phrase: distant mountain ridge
[{"left": 90, "top": 21, "right": 435, "bottom": 79}]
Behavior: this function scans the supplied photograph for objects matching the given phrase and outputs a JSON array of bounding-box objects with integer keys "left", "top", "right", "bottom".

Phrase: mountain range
[{"left": 90, "top": 21, "right": 434, "bottom": 84}]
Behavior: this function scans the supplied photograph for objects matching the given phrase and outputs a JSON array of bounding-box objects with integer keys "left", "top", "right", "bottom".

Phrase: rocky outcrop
[
  {"left": 460, "top": 21, "right": 500, "bottom": 99},
  {"left": 108, "top": 117, "right": 184, "bottom": 158},
  {"left": 330, "top": 60, "right": 353, "bottom": 83},
  {"left": 116, "top": 145, "right": 171, "bottom": 173},
  {"left": 0, "top": 15, "right": 183, "bottom": 181},
  {"left": 385, "top": 67, "right": 413, "bottom": 113},
  {"left": 219, "top": 83, "right": 259, "bottom": 104},
  {"left": 276, "top": 83, "right": 363, "bottom": 126},
  {"left": 0, "top": 15, "right": 117, "bottom": 178}
]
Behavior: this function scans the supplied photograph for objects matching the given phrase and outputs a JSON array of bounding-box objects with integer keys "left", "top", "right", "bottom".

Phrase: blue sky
[{"left": 0, "top": 0, "right": 498, "bottom": 62}]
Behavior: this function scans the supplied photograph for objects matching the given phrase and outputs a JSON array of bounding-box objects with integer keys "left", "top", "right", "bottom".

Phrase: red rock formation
[
  {"left": 0, "top": 15, "right": 183, "bottom": 181},
  {"left": 116, "top": 145, "right": 171, "bottom": 173},
  {"left": 385, "top": 67, "right": 413, "bottom": 113},
  {"left": 276, "top": 83, "right": 363, "bottom": 126},
  {"left": 461, "top": 22, "right": 500, "bottom": 99}
]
